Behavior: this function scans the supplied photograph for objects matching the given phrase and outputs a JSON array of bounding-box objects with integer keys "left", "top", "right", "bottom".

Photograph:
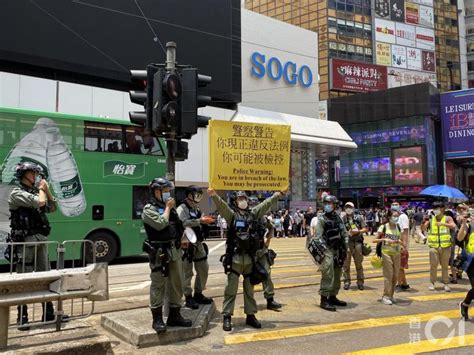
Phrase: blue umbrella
[{"left": 419, "top": 185, "right": 468, "bottom": 200}]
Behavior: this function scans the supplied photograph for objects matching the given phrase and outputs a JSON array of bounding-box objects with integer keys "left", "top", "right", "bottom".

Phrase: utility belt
[
  {"left": 143, "top": 240, "right": 175, "bottom": 277},
  {"left": 182, "top": 242, "right": 209, "bottom": 263},
  {"left": 219, "top": 253, "right": 268, "bottom": 286}
]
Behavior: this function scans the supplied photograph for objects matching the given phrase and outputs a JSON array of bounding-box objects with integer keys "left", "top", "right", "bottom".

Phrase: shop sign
[
  {"left": 395, "top": 23, "right": 416, "bottom": 47},
  {"left": 330, "top": 58, "right": 388, "bottom": 93},
  {"left": 405, "top": 2, "right": 419, "bottom": 24},
  {"left": 390, "top": 0, "right": 405, "bottom": 22},
  {"left": 416, "top": 27, "right": 435, "bottom": 50},
  {"left": 407, "top": 47, "right": 422, "bottom": 70},
  {"left": 392, "top": 45, "right": 407, "bottom": 68},
  {"left": 376, "top": 42, "right": 392, "bottom": 65},
  {"left": 421, "top": 50, "right": 435, "bottom": 72},
  {"left": 387, "top": 67, "right": 436, "bottom": 88},
  {"left": 375, "top": 18, "right": 396, "bottom": 44},
  {"left": 419, "top": 6, "right": 434, "bottom": 27}
]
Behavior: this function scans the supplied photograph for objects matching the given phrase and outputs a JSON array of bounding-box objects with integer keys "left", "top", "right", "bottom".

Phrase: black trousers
[{"left": 463, "top": 261, "right": 474, "bottom": 305}]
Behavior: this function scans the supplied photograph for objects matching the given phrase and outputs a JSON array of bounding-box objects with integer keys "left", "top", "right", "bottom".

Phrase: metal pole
[
  {"left": 0, "top": 306, "right": 9, "bottom": 349},
  {"left": 163, "top": 41, "right": 177, "bottom": 318}
]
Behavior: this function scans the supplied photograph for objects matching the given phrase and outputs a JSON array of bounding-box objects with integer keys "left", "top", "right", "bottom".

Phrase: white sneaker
[
  {"left": 382, "top": 296, "right": 393, "bottom": 305},
  {"left": 429, "top": 283, "right": 435, "bottom": 291},
  {"left": 444, "top": 284, "right": 451, "bottom": 292}
]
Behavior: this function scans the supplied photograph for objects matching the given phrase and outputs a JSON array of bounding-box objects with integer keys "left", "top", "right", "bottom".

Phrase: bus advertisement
[{"left": 0, "top": 107, "right": 167, "bottom": 263}]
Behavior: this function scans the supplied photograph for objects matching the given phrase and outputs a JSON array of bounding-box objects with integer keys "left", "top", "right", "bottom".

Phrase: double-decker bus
[{"left": 0, "top": 107, "right": 167, "bottom": 263}]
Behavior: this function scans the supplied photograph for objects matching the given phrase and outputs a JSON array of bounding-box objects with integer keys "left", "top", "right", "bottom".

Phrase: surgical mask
[
  {"left": 193, "top": 194, "right": 203, "bottom": 203},
  {"left": 434, "top": 209, "right": 442, "bottom": 216},
  {"left": 162, "top": 191, "right": 171, "bottom": 201},
  {"left": 324, "top": 204, "right": 334, "bottom": 213},
  {"left": 34, "top": 175, "right": 42, "bottom": 187},
  {"left": 345, "top": 208, "right": 354, "bottom": 215},
  {"left": 237, "top": 200, "right": 248, "bottom": 210},
  {"left": 391, "top": 205, "right": 400, "bottom": 212},
  {"left": 390, "top": 217, "right": 399, "bottom": 224}
]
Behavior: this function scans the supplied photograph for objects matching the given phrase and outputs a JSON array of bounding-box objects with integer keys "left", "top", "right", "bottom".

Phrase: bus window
[
  {"left": 104, "top": 125, "right": 123, "bottom": 153},
  {"left": 84, "top": 122, "right": 105, "bottom": 152},
  {"left": 132, "top": 186, "right": 150, "bottom": 219},
  {"left": 0, "top": 117, "right": 16, "bottom": 146},
  {"left": 125, "top": 127, "right": 165, "bottom": 156}
]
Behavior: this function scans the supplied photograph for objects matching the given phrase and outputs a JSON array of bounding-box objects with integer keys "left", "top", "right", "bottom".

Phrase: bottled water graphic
[
  {"left": 46, "top": 122, "right": 86, "bottom": 217},
  {"left": 0, "top": 117, "right": 51, "bottom": 184}
]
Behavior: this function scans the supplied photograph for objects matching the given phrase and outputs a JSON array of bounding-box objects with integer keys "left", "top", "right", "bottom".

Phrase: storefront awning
[{"left": 233, "top": 106, "right": 357, "bottom": 158}]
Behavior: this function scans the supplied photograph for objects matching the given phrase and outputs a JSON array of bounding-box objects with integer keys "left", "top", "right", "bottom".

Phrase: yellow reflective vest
[
  {"left": 465, "top": 227, "right": 474, "bottom": 255},
  {"left": 427, "top": 216, "right": 452, "bottom": 248}
]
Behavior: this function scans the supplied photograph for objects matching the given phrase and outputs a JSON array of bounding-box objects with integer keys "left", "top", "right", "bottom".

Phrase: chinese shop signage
[{"left": 330, "top": 58, "right": 388, "bottom": 93}]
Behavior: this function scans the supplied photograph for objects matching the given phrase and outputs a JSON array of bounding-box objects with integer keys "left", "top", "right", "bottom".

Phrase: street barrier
[{"left": 0, "top": 240, "right": 109, "bottom": 350}]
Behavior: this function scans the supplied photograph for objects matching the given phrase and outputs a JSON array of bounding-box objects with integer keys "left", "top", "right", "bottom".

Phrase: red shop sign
[{"left": 330, "top": 58, "right": 388, "bottom": 93}]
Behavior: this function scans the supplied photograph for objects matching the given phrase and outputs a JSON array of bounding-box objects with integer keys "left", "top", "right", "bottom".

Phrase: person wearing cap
[
  {"left": 422, "top": 201, "right": 456, "bottom": 292},
  {"left": 177, "top": 185, "right": 214, "bottom": 310},
  {"left": 342, "top": 202, "right": 367, "bottom": 291},
  {"left": 142, "top": 177, "right": 192, "bottom": 334},
  {"left": 390, "top": 202, "right": 410, "bottom": 292},
  {"left": 8, "top": 162, "right": 58, "bottom": 330}
]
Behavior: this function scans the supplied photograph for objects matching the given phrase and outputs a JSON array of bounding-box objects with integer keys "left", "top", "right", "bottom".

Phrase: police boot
[
  {"left": 223, "top": 315, "right": 232, "bottom": 331},
  {"left": 194, "top": 293, "right": 213, "bottom": 305},
  {"left": 185, "top": 295, "right": 199, "bottom": 309},
  {"left": 42, "top": 301, "right": 55, "bottom": 322},
  {"left": 329, "top": 295, "right": 347, "bottom": 307},
  {"left": 16, "top": 305, "right": 30, "bottom": 331},
  {"left": 320, "top": 296, "right": 336, "bottom": 312},
  {"left": 266, "top": 297, "right": 282, "bottom": 310},
  {"left": 245, "top": 314, "right": 262, "bottom": 329},
  {"left": 151, "top": 307, "right": 166, "bottom": 334},
  {"left": 166, "top": 307, "right": 192, "bottom": 327}
]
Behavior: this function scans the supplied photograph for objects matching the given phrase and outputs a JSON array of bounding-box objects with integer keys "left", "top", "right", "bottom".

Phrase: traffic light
[
  {"left": 129, "top": 66, "right": 157, "bottom": 129},
  {"left": 153, "top": 70, "right": 182, "bottom": 135},
  {"left": 178, "top": 68, "right": 212, "bottom": 138}
]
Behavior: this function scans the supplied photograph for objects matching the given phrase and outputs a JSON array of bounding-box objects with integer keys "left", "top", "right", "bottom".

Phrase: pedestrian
[
  {"left": 293, "top": 209, "right": 303, "bottom": 237},
  {"left": 8, "top": 162, "right": 62, "bottom": 330},
  {"left": 142, "top": 177, "right": 192, "bottom": 334},
  {"left": 208, "top": 188, "right": 285, "bottom": 331},
  {"left": 413, "top": 207, "right": 426, "bottom": 244},
  {"left": 283, "top": 210, "right": 291, "bottom": 238},
  {"left": 342, "top": 202, "right": 367, "bottom": 291},
  {"left": 274, "top": 212, "right": 283, "bottom": 238},
  {"left": 217, "top": 213, "right": 227, "bottom": 239},
  {"left": 177, "top": 185, "right": 214, "bottom": 310},
  {"left": 422, "top": 201, "right": 456, "bottom": 292},
  {"left": 303, "top": 207, "right": 316, "bottom": 237},
  {"left": 366, "top": 208, "right": 376, "bottom": 235},
  {"left": 457, "top": 210, "right": 474, "bottom": 320},
  {"left": 391, "top": 202, "right": 410, "bottom": 292},
  {"left": 373, "top": 209, "right": 403, "bottom": 305},
  {"left": 313, "top": 195, "right": 349, "bottom": 312}
]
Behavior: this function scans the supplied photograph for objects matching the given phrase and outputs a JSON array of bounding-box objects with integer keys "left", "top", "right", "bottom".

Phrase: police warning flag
[{"left": 208, "top": 120, "right": 290, "bottom": 191}]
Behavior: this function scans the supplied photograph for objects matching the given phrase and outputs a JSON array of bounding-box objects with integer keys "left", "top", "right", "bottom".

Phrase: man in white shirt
[{"left": 391, "top": 202, "right": 410, "bottom": 291}]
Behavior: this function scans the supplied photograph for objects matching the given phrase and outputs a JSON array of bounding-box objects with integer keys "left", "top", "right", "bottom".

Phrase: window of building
[{"left": 468, "top": 60, "right": 474, "bottom": 72}]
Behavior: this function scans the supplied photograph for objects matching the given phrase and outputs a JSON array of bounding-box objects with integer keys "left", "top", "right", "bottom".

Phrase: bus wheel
[{"left": 86, "top": 232, "right": 118, "bottom": 263}]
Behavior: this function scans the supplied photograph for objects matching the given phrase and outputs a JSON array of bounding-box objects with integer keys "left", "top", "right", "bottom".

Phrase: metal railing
[{"left": 0, "top": 239, "right": 107, "bottom": 349}]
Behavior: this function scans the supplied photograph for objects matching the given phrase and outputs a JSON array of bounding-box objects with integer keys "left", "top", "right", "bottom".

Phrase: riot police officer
[
  {"left": 142, "top": 177, "right": 192, "bottom": 334},
  {"left": 8, "top": 162, "right": 58, "bottom": 329},
  {"left": 208, "top": 188, "right": 284, "bottom": 331},
  {"left": 177, "top": 185, "right": 213, "bottom": 309},
  {"left": 312, "top": 195, "right": 349, "bottom": 311}
]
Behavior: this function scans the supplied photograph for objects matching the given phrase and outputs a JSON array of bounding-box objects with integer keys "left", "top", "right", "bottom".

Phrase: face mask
[
  {"left": 34, "top": 175, "right": 42, "bottom": 187},
  {"left": 237, "top": 200, "right": 248, "bottom": 210},
  {"left": 193, "top": 194, "right": 203, "bottom": 203},
  {"left": 345, "top": 208, "right": 354, "bottom": 215},
  {"left": 434, "top": 209, "right": 442, "bottom": 216},
  {"left": 391, "top": 205, "right": 400, "bottom": 212},
  {"left": 390, "top": 217, "right": 399, "bottom": 224},
  {"left": 324, "top": 204, "right": 334, "bottom": 213},
  {"left": 162, "top": 191, "right": 171, "bottom": 201}
]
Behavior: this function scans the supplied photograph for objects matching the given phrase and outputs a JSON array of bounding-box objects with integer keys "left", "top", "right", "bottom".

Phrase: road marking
[
  {"left": 209, "top": 241, "right": 226, "bottom": 254},
  {"left": 110, "top": 280, "right": 151, "bottom": 293},
  {"left": 224, "top": 309, "right": 460, "bottom": 345},
  {"left": 344, "top": 334, "right": 474, "bottom": 355},
  {"left": 408, "top": 292, "right": 467, "bottom": 302}
]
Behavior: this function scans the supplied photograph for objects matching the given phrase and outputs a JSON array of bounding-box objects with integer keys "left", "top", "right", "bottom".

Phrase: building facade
[
  {"left": 245, "top": 0, "right": 462, "bottom": 98},
  {"left": 465, "top": 0, "right": 474, "bottom": 87}
]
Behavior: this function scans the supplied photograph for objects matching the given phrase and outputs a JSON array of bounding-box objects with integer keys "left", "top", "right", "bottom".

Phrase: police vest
[
  {"left": 229, "top": 212, "right": 264, "bottom": 254},
  {"left": 144, "top": 205, "right": 182, "bottom": 242},
  {"left": 465, "top": 225, "right": 474, "bottom": 255},
  {"left": 428, "top": 216, "right": 452, "bottom": 248},
  {"left": 323, "top": 213, "right": 343, "bottom": 248},
  {"left": 184, "top": 201, "right": 203, "bottom": 241}
]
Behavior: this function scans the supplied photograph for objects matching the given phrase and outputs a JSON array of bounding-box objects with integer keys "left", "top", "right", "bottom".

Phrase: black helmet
[
  {"left": 185, "top": 185, "right": 203, "bottom": 202},
  {"left": 15, "top": 162, "right": 43, "bottom": 179},
  {"left": 322, "top": 195, "right": 338, "bottom": 204},
  {"left": 149, "top": 177, "right": 174, "bottom": 193}
]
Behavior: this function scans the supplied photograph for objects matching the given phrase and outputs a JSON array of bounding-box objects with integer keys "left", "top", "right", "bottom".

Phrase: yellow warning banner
[{"left": 208, "top": 120, "right": 291, "bottom": 191}]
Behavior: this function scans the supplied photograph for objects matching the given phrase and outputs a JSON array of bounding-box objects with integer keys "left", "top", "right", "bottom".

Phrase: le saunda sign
[{"left": 330, "top": 58, "right": 388, "bottom": 93}]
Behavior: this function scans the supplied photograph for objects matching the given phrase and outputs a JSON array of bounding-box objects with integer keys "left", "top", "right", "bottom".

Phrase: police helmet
[
  {"left": 185, "top": 185, "right": 203, "bottom": 198},
  {"left": 149, "top": 177, "right": 174, "bottom": 193},
  {"left": 322, "top": 195, "right": 338, "bottom": 204},
  {"left": 15, "top": 162, "right": 43, "bottom": 179},
  {"left": 230, "top": 191, "right": 248, "bottom": 207}
]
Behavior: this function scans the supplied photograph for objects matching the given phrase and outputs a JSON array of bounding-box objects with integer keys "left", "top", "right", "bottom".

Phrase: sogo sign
[{"left": 250, "top": 51, "right": 313, "bottom": 88}]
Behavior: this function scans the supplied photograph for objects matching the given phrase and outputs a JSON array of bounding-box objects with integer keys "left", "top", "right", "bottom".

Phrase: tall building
[
  {"left": 245, "top": 0, "right": 462, "bottom": 100},
  {"left": 465, "top": 0, "right": 474, "bottom": 87}
]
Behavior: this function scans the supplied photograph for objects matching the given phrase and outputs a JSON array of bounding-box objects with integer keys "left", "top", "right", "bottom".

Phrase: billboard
[
  {"left": 390, "top": 0, "right": 405, "bottom": 22},
  {"left": 407, "top": 47, "right": 422, "bottom": 70},
  {"left": 405, "top": 2, "right": 420, "bottom": 24},
  {"left": 375, "top": 18, "right": 396, "bottom": 43},
  {"left": 392, "top": 45, "right": 407, "bottom": 68},
  {"left": 387, "top": 67, "right": 436, "bottom": 88},
  {"left": 441, "top": 89, "right": 474, "bottom": 159},
  {"left": 376, "top": 42, "right": 392, "bottom": 65},
  {"left": 396, "top": 23, "right": 416, "bottom": 47},
  {"left": 330, "top": 59, "right": 388, "bottom": 93},
  {"left": 416, "top": 27, "right": 435, "bottom": 50},
  {"left": 419, "top": 6, "right": 434, "bottom": 27},
  {"left": 392, "top": 146, "right": 425, "bottom": 186}
]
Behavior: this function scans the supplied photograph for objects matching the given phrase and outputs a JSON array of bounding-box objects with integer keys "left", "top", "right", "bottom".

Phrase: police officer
[
  {"left": 8, "top": 162, "right": 58, "bottom": 329},
  {"left": 313, "top": 195, "right": 349, "bottom": 311},
  {"left": 207, "top": 188, "right": 284, "bottom": 331},
  {"left": 142, "top": 177, "right": 192, "bottom": 334},
  {"left": 342, "top": 202, "right": 367, "bottom": 291},
  {"left": 177, "top": 185, "right": 213, "bottom": 309}
]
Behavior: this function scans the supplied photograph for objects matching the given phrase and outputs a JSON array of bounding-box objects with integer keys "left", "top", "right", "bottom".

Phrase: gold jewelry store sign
[{"left": 208, "top": 120, "right": 290, "bottom": 191}]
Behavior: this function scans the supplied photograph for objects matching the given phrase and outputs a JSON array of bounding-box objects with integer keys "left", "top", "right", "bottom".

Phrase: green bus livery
[{"left": 0, "top": 107, "right": 167, "bottom": 263}]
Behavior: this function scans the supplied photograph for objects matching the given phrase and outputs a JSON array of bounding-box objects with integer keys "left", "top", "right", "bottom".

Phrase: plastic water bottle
[
  {"left": 0, "top": 117, "right": 51, "bottom": 184},
  {"left": 46, "top": 121, "right": 87, "bottom": 217}
]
